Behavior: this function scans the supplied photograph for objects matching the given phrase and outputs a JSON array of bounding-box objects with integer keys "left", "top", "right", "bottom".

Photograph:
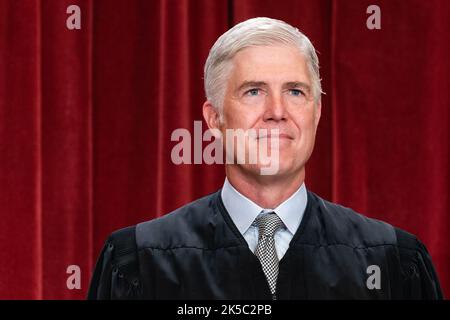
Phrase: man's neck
[{"left": 225, "top": 166, "right": 305, "bottom": 209}]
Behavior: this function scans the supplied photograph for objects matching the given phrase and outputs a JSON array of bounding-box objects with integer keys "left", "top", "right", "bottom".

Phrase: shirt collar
[{"left": 220, "top": 177, "right": 308, "bottom": 235}]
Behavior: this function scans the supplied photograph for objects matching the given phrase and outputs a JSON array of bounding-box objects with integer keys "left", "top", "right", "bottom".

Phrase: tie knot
[{"left": 255, "top": 212, "right": 284, "bottom": 237}]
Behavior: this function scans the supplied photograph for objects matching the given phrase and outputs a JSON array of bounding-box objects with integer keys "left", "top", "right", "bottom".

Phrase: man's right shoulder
[{"left": 109, "top": 190, "right": 220, "bottom": 251}]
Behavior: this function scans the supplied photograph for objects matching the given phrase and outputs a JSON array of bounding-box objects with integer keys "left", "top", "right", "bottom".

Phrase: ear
[
  {"left": 314, "top": 100, "right": 322, "bottom": 127},
  {"left": 203, "top": 101, "right": 221, "bottom": 131}
]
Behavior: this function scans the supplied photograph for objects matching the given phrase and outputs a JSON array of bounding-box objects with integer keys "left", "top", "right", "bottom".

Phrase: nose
[{"left": 263, "top": 93, "right": 287, "bottom": 122}]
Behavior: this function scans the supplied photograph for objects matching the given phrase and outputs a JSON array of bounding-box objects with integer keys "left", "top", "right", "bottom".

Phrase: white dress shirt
[{"left": 220, "top": 177, "right": 308, "bottom": 260}]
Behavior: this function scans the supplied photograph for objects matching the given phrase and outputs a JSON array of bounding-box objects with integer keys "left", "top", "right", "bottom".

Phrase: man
[{"left": 88, "top": 17, "right": 443, "bottom": 299}]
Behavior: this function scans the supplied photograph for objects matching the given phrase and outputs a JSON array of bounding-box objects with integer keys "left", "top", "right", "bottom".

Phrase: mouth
[{"left": 256, "top": 133, "right": 294, "bottom": 140}]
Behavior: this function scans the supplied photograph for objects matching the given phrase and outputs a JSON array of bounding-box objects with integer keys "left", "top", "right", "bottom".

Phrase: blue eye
[
  {"left": 246, "top": 88, "right": 260, "bottom": 96},
  {"left": 289, "top": 89, "right": 304, "bottom": 96}
]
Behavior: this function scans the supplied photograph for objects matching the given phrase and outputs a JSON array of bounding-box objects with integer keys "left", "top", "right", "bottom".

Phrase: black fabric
[{"left": 87, "top": 190, "right": 443, "bottom": 300}]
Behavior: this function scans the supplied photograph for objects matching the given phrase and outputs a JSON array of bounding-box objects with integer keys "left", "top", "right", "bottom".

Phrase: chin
[{"left": 254, "top": 161, "right": 297, "bottom": 177}]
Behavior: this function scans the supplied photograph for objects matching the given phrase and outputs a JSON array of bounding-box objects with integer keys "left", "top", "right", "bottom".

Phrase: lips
[{"left": 256, "top": 132, "right": 293, "bottom": 140}]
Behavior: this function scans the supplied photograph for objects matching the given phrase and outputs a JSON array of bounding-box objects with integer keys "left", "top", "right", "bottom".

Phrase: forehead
[{"left": 228, "top": 45, "right": 311, "bottom": 85}]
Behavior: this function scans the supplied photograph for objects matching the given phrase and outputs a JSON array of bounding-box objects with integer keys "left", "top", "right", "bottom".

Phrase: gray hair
[{"left": 204, "top": 17, "right": 323, "bottom": 113}]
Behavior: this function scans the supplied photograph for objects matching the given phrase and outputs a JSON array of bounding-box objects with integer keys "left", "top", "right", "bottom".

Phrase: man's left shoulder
[{"left": 310, "top": 191, "right": 398, "bottom": 247}]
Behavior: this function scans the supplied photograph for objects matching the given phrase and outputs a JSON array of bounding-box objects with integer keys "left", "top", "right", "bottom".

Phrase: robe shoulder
[
  {"left": 309, "top": 193, "right": 398, "bottom": 247},
  {"left": 311, "top": 193, "right": 443, "bottom": 299},
  {"left": 394, "top": 227, "right": 444, "bottom": 299},
  {"left": 87, "top": 225, "right": 141, "bottom": 299},
  {"left": 87, "top": 192, "right": 221, "bottom": 299},
  {"left": 135, "top": 191, "right": 220, "bottom": 250}
]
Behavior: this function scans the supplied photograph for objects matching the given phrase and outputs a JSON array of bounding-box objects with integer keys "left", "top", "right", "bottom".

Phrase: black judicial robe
[{"left": 87, "top": 190, "right": 443, "bottom": 300}]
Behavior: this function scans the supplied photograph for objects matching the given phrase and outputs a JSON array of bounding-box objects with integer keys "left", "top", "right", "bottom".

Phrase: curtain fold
[
  {"left": 38, "top": 0, "right": 95, "bottom": 299},
  {"left": 0, "top": 0, "right": 448, "bottom": 299},
  {"left": 0, "top": 0, "right": 43, "bottom": 299}
]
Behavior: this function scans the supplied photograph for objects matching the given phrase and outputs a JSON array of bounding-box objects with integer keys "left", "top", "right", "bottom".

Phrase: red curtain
[{"left": 0, "top": 0, "right": 448, "bottom": 299}]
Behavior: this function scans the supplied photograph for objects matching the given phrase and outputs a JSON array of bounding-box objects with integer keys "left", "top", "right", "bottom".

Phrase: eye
[
  {"left": 289, "top": 89, "right": 304, "bottom": 97},
  {"left": 245, "top": 88, "right": 260, "bottom": 96}
]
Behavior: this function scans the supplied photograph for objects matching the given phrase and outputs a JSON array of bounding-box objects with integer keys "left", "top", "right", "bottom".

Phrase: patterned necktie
[{"left": 254, "top": 212, "right": 284, "bottom": 299}]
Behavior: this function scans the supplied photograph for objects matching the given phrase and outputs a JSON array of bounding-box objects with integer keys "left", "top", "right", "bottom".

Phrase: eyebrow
[
  {"left": 236, "top": 80, "right": 311, "bottom": 94},
  {"left": 236, "top": 81, "right": 268, "bottom": 92}
]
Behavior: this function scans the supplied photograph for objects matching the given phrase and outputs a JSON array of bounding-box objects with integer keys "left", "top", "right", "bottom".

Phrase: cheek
[
  {"left": 292, "top": 116, "right": 317, "bottom": 146},
  {"left": 224, "top": 103, "right": 257, "bottom": 129},
  {"left": 293, "top": 106, "right": 317, "bottom": 129}
]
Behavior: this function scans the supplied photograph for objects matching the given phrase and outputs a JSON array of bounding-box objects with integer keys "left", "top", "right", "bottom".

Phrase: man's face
[{"left": 212, "top": 44, "right": 321, "bottom": 178}]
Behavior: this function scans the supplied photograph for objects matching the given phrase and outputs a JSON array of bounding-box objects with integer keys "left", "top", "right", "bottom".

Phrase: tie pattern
[{"left": 254, "top": 212, "right": 284, "bottom": 298}]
